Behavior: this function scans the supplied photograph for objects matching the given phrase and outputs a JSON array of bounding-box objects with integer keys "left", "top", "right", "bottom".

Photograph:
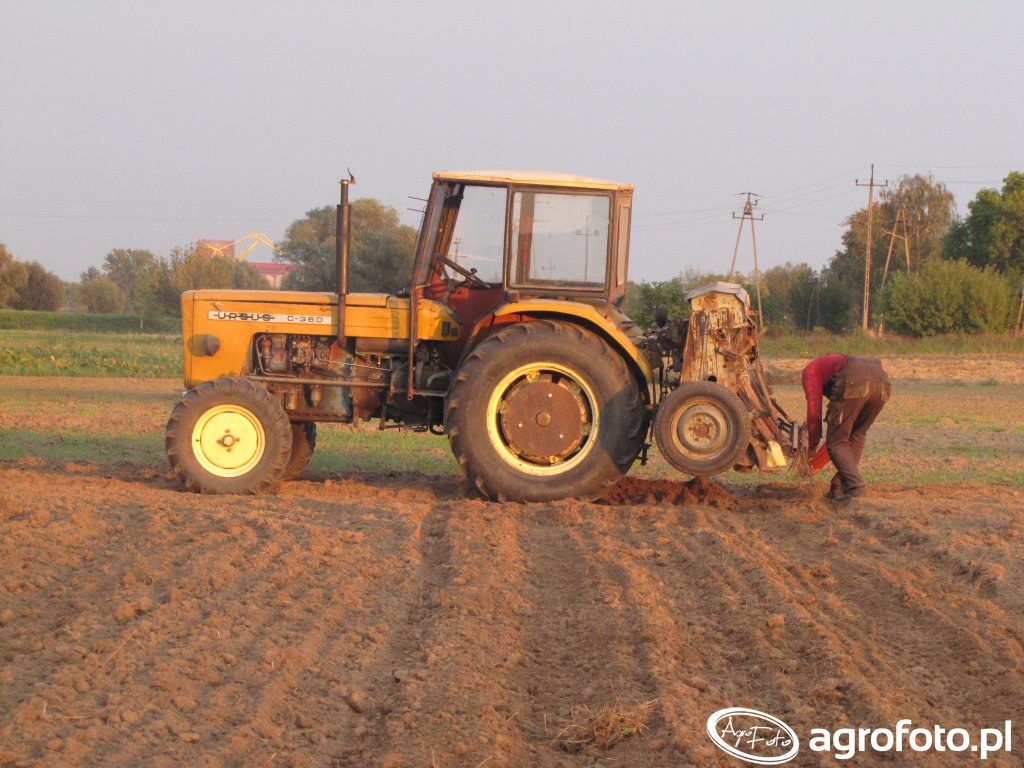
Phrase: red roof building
[{"left": 248, "top": 262, "right": 294, "bottom": 289}]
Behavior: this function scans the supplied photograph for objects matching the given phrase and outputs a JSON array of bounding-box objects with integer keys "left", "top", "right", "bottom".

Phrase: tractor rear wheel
[
  {"left": 654, "top": 381, "right": 751, "bottom": 477},
  {"left": 282, "top": 422, "right": 317, "bottom": 480},
  {"left": 166, "top": 377, "right": 292, "bottom": 494},
  {"left": 448, "top": 320, "right": 645, "bottom": 502}
]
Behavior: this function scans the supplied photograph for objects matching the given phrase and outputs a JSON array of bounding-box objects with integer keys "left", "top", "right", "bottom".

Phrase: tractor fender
[{"left": 459, "top": 299, "right": 655, "bottom": 400}]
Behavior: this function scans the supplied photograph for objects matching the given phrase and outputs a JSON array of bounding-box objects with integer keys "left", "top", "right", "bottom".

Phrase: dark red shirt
[{"left": 802, "top": 353, "right": 847, "bottom": 448}]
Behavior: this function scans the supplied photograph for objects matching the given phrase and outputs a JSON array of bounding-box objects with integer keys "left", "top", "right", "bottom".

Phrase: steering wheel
[{"left": 435, "top": 254, "right": 490, "bottom": 288}]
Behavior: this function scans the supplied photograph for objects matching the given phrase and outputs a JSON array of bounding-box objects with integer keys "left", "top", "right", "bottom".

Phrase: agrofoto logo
[{"left": 706, "top": 707, "right": 800, "bottom": 765}]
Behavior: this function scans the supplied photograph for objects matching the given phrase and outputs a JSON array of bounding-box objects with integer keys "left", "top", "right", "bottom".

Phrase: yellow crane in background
[{"left": 204, "top": 232, "right": 283, "bottom": 261}]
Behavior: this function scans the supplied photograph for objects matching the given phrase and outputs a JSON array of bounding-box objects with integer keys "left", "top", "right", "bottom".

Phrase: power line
[
  {"left": 633, "top": 210, "right": 739, "bottom": 232},
  {"left": 877, "top": 163, "right": 1023, "bottom": 170},
  {"left": 633, "top": 218, "right": 733, "bottom": 233},
  {"left": 0, "top": 211, "right": 291, "bottom": 224},
  {"left": 634, "top": 171, "right": 869, "bottom": 233},
  {"left": 762, "top": 165, "right": 869, "bottom": 198},
  {"left": 761, "top": 186, "right": 863, "bottom": 213},
  {"left": 764, "top": 179, "right": 861, "bottom": 207},
  {"left": 927, "top": 179, "right": 1009, "bottom": 185},
  {"left": 758, "top": 209, "right": 849, "bottom": 221},
  {"left": 0, "top": 196, "right": 283, "bottom": 209},
  {"left": 633, "top": 204, "right": 735, "bottom": 219},
  {"left": 634, "top": 185, "right": 860, "bottom": 232}
]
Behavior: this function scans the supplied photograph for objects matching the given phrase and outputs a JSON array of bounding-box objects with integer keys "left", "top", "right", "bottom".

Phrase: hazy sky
[{"left": 2, "top": 1, "right": 1022, "bottom": 284}]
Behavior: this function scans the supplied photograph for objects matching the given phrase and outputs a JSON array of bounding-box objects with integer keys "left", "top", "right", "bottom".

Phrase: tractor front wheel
[
  {"left": 448, "top": 320, "right": 645, "bottom": 502},
  {"left": 166, "top": 377, "right": 292, "bottom": 494}
]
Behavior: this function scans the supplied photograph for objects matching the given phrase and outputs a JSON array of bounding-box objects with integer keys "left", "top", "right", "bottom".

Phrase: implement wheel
[
  {"left": 448, "top": 320, "right": 645, "bottom": 502},
  {"left": 654, "top": 381, "right": 751, "bottom": 477},
  {"left": 166, "top": 377, "right": 292, "bottom": 494}
]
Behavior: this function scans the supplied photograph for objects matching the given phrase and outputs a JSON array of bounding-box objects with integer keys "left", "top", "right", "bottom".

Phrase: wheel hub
[
  {"left": 499, "top": 376, "right": 588, "bottom": 463},
  {"left": 192, "top": 406, "right": 265, "bottom": 476},
  {"left": 675, "top": 403, "right": 730, "bottom": 457}
]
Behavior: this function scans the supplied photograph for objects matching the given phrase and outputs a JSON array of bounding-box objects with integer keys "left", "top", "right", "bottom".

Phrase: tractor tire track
[{"left": 509, "top": 505, "right": 664, "bottom": 767}]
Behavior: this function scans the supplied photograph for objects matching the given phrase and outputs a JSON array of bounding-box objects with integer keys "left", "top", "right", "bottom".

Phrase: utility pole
[
  {"left": 856, "top": 164, "right": 888, "bottom": 331},
  {"left": 881, "top": 205, "right": 912, "bottom": 288},
  {"left": 574, "top": 215, "right": 600, "bottom": 282},
  {"left": 1015, "top": 276, "right": 1024, "bottom": 336},
  {"left": 729, "top": 193, "right": 765, "bottom": 331},
  {"left": 806, "top": 276, "right": 821, "bottom": 331}
]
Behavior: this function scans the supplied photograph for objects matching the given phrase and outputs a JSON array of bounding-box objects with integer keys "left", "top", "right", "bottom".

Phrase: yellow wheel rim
[
  {"left": 485, "top": 361, "right": 599, "bottom": 476},
  {"left": 191, "top": 405, "right": 266, "bottom": 478}
]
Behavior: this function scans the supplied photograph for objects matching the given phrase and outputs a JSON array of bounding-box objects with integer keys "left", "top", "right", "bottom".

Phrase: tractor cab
[{"left": 411, "top": 171, "right": 634, "bottom": 355}]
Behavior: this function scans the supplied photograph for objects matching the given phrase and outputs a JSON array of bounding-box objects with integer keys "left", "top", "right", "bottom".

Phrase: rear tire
[
  {"left": 282, "top": 422, "right": 317, "bottom": 480},
  {"left": 448, "top": 320, "right": 645, "bottom": 502},
  {"left": 166, "top": 377, "right": 292, "bottom": 494},
  {"left": 654, "top": 381, "right": 751, "bottom": 477}
]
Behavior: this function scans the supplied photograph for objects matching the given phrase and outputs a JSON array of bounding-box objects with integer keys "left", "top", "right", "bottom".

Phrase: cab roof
[{"left": 433, "top": 170, "right": 633, "bottom": 192}]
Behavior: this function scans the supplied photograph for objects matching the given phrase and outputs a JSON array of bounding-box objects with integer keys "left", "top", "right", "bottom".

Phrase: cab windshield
[{"left": 415, "top": 182, "right": 507, "bottom": 287}]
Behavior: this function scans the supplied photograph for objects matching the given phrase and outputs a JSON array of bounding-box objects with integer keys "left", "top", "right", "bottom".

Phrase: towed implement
[{"left": 166, "top": 171, "right": 802, "bottom": 501}]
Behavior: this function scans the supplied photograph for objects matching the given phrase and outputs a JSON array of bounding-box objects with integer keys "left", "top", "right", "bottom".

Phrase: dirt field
[{"left": 2, "top": 361, "right": 1023, "bottom": 767}]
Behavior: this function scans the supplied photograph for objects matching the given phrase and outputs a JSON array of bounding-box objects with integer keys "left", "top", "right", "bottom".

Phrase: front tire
[
  {"left": 448, "top": 320, "right": 645, "bottom": 502},
  {"left": 166, "top": 377, "right": 292, "bottom": 494},
  {"left": 654, "top": 381, "right": 751, "bottom": 476}
]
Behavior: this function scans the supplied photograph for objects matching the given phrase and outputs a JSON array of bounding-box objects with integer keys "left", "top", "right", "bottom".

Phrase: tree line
[
  {"left": 0, "top": 244, "right": 269, "bottom": 318},
  {"left": 3, "top": 172, "right": 1021, "bottom": 335},
  {"left": 0, "top": 243, "right": 64, "bottom": 312},
  {"left": 77, "top": 247, "right": 267, "bottom": 318},
  {"left": 0, "top": 199, "right": 416, "bottom": 319},
  {"left": 624, "top": 172, "right": 1024, "bottom": 335}
]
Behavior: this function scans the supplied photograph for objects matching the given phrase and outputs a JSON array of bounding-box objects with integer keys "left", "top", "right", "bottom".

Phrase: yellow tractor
[{"left": 166, "top": 171, "right": 800, "bottom": 501}]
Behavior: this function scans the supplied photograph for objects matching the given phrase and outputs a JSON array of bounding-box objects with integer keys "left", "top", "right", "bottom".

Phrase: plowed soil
[{"left": 2, "top": 367, "right": 1023, "bottom": 768}]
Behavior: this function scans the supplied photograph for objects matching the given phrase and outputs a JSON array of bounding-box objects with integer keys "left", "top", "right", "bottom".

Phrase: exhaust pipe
[{"left": 336, "top": 170, "right": 356, "bottom": 348}]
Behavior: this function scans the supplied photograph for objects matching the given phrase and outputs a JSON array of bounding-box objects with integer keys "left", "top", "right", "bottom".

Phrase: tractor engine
[{"left": 249, "top": 333, "right": 449, "bottom": 428}]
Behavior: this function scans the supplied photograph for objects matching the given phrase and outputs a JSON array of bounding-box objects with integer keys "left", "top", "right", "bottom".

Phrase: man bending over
[{"left": 803, "top": 354, "right": 891, "bottom": 501}]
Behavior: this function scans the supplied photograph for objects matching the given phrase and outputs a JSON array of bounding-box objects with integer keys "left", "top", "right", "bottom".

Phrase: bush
[
  {"left": 882, "top": 260, "right": 1016, "bottom": 336},
  {"left": 14, "top": 262, "right": 64, "bottom": 312},
  {"left": 79, "top": 277, "right": 126, "bottom": 314},
  {"left": 0, "top": 243, "right": 29, "bottom": 308},
  {"left": 621, "top": 278, "right": 690, "bottom": 326}
]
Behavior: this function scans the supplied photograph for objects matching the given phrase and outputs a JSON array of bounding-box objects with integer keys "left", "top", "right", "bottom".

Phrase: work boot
[
  {"left": 831, "top": 486, "right": 866, "bottom": 503},
  {"left": 826, "top": 474, "right": 843, "bottom": 500}
]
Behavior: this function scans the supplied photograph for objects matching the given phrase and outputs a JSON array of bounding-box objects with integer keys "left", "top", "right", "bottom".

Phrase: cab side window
[{"left": 510, "top": 191, "right": 610, "bottom": 289}]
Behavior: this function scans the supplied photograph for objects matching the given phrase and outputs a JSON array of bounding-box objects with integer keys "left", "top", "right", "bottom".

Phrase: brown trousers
[{"left": 824, "top": 356, "right": 891, "bottom": 494}]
